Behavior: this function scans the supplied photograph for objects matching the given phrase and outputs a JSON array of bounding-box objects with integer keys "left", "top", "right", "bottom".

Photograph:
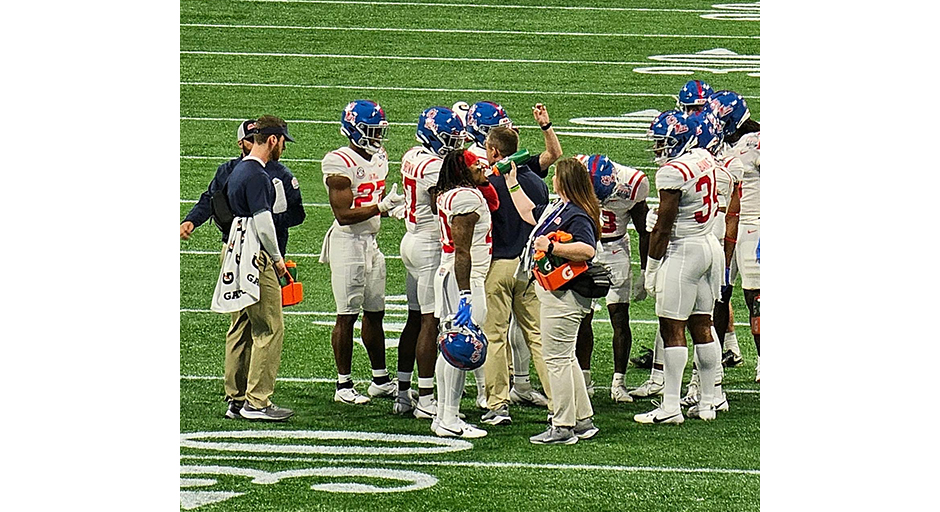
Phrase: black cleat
[
  {"left": 631, "top": 347, "right": 654, "bottom": 369},
  {"left": 722, "top": 350, "right": 743, "bottom": 368}
]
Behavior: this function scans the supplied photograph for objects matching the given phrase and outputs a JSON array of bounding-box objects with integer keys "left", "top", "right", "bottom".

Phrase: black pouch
[
  {"left": 568, "top": 263, "right": 613, "bottom": 299},
  {"left": 210, "top": 182, "right": 234, "bottom": 235}
]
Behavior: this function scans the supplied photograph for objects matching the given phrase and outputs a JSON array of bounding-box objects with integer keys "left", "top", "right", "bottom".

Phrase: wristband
[
  {"left": 724, "top": 237, "right": 737, "bottom": 244},
  {"left": 546, "top": 241, "right": 555, "bottom": 255},
  {"left": 540, "top": 122, "right": 553, "bottom": 131},
  {"left": 509, "top": 183, "right": 521, "bottom": 193}
]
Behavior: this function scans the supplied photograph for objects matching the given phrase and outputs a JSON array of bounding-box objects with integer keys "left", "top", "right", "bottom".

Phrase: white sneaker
[
  {"left": 509, "top": 386, "right": 549, "bottom": 407},
  {"left": 334, "top": 387, "right": 370, "bottom": 405},
  {"left": 687, "top": 403, "right": 717, "bottom": 421},
  {"left": 634, "top": 402, "right": 684, "bottom": 425},
  {"left": 392, "top": 394, "right": 415, "bottom": 415},
  {"left": 434, "top": 418, "right": 487, "bottom": 439},
  {"left": 610, "top": 383, "right": 634, "bottom": 403},
  {"left": 368, "top": 380, "right": 397, "bottom": 398},
  {"left": 680, "top": 380, "right": 700, "bottom": 407},
  {"left": 715, "top": 393, "right": 729, "bottom": 412},
  {"left": 629, "top": 378, "right": 664, "bottom": 398},
  {"left": 414, "top": 398, "right": 438, "bottom": 420}
]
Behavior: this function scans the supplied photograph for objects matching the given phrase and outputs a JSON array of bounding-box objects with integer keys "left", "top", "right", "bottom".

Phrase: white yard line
[
  {"left": 179, "top": 374, "right": 759, "bottom": 394},
  {"left": 180, "top": 23, "right": 758, "bottom": 40},
  {"left": 180, "top": 50, "right": 670, "bottom": 67},
  {"left": 180, "top": 81, "right": 759, "bottom": 100},
  {"left": 180, "top": 453, "right": 759, "bottom": 475},
  {"left": 235, "top": 0, "right": 720, "bottom": 14},
  {"left": 179, "top": 115, "right": 646, "bottom": 131}
]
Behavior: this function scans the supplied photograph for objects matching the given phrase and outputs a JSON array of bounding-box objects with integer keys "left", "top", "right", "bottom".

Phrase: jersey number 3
[{"left": 694, "top": 172, "right": 719, "bottom": 224}]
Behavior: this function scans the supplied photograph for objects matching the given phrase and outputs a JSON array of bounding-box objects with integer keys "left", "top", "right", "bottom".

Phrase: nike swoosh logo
[
  {"left": 612, "top": 249, "right": 622, "bottom": 254},
  {"left": 438, "top": 424, "right": 463, "bottom": 435},
  {"left": 653, "top": 412, "right": 682, "bottom": 423},
  {"left": 747, "top": 229, "right": 757, "bottom": 234}
]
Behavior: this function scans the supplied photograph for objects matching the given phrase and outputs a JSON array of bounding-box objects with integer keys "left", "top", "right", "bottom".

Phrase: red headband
[{"left": 463, "top": 150, "right": 479, "bottom": 168}]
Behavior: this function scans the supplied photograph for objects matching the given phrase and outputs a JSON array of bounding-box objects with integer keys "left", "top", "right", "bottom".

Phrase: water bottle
[{"left": 493, "top": 149, "right": 530, "bottom": 174}]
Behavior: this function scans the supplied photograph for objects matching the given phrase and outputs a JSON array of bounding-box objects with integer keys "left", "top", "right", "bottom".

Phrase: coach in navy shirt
[
  {"left": 180, "top": 119, "right": 305, "bottom": 257},
  {"left": 477, "top": 103, "right": 562, "bottom": 426}
]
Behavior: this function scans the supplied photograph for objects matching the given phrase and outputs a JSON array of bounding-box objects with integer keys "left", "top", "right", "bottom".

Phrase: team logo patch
[
  {"left": 344, "top": 102, "right": 358, "bottom": 123},
  {"left": 554, "top": 217, "right": 562, "bottom": 225},
  {"left": 424, "top": 108, "right": 439, "bottom": 132},
  {"left": 222, "top": 272, "right": 234, "bottom": 285},
  {"left": 291, "top": 177, "right": 300, "bottom": 189},
  {"left": 356, "top": 167, "right": 366, "bottom": 178}
]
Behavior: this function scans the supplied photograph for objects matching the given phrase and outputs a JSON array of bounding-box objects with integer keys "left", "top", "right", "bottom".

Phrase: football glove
[
  {"left": 720, "top": 267, "right": 733, "bottom": 300},
  {"left": 645, "top": 207, "right": 659, "bottom": 233},
  {"left": 632, "top": 269, "right": 648, "bottom": 302},
  {"left": 453, "top": 290, "right": 473, "bottom": 327},
  {"left": 388, "top": 203, "right": 406, "bottom": 220},
  {"left": 644, "top": 258, "right": 662, "bottom": 296},
  {"left": 378, "top": 183, "right": 405, "bottom": 213}
]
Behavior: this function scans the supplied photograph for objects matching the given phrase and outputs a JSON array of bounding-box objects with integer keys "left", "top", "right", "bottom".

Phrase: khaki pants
[
  {"left": 224, "top": 249, "right": 285, "bottom": 408},
  {"left": 535, "top": 286, "right": 594, "bottom": 428},
  {"left": 482, "top": 258, "right": 551, "bottom": 410}
]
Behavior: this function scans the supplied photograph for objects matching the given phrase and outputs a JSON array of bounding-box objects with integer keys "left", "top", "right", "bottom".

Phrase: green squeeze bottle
[{"left": 493, "top": 149, "right": 530, "bottom": 174}]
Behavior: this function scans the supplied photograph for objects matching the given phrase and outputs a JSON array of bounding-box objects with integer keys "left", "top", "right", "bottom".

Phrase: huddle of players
[{"left": 319, "top": 81, "right": 760, "bottom": 437}]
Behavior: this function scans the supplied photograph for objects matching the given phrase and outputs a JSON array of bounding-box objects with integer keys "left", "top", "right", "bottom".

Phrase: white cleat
[
  {"left": 680, "top": 380, "right": 700, "bottom": 407},
  {"left": 509, "top": 387, "right": 549, "bottom": 407},
  {"left": 586, "top": 381, "right": 595, "bottom": 398},
  {"left": 334, "top": 387, "right": 371, "bottom": 405},
  {"left": 434, "top": 419, "right": 488, "bottom": 439},
  {"left": 414, "top": 398, "right": 438, "bottom": 420},
  {"left": 610, "top": 384, "right": 634, "bottom": 403},
  {"left": 687, "top": 403, "right": 717, "bottom": 421},
  {"left": 476, "top": 394, "right": 488, "bottom": 410},
  {"left": 629, "top": 378, "right": 664, "bottom": 398},
  {"left": 715, "top": 393, "right": 729, "bottom": 412},
  {"left": 392, "top": 394, "right": 415, "bottom": 415},
  {"left": 634, "top": 403, "right": 684, "bottom": 425},
  {"left": 368, "top": 380, "right": 398, "bottom": 398}
]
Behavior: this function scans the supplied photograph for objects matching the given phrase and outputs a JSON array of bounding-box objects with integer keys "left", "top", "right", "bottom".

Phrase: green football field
[{"left": 179, "top": 0, "right": 760, "bottom": 510}]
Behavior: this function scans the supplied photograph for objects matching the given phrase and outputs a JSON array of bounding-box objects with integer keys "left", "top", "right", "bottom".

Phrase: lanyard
[{"left": 534, "top": 201, "right": 567, "bottom": 239}]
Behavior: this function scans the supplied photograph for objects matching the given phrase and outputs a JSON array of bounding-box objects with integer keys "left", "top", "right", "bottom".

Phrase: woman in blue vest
[{"left": 504, "top": 158, "right": 602, "bottom": 445}]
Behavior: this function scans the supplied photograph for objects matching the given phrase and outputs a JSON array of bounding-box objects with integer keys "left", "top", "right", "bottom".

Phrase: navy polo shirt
[
  {"left": 227, "top": 157, "right": 275, "bottom": 219},
  {"left": 488, "top": 154, "right": 550, "bottom": 259},
  {"left": 532, "top": 201, "right": 598, "bottom": 258}
]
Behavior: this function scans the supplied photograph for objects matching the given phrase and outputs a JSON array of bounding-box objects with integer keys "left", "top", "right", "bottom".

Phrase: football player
[
  {"left": 634, "top": 111, "right": 724, "bottom": 424},
  {"left": 432, "top": 149, "right": 493, "bottom": 438},
  {"left": 320, "top": 100, "right": 405, "bottom": 405},
  {"left": 676, "top": 79, "right": 715, "bottom": 114},
  {"left": 395, "top": 106, "right": 469, "bottom": 418},
  {"left": 572, "top": 154, "right": 650, "bottom": 403}
]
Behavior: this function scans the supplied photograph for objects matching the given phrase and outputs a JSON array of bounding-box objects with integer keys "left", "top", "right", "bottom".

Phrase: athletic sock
[
  {"left": 337, "top": 374, "right": 353, "bottom": 390},
  {"left": 663, "top": 346, "right": 688, "bottom": 413},
  {"left": 724, "top": 329, "right": 741, "bottom": 357},
  {"left": 710, "top": 326, "right": 724, "bottom": 398},
  {"left": 417, "top": 377, "right": 434, "bottom": 396},
  {"left": 372, "top": 369, "right": 390, "bottom": 385},
  {"left": 513, "top": 374, "right": 531, "bottom": 391},
  {"left": 696, "top": 341, "right": 720, "bottom": 408},
  {"left": 651, "top": 368, "right": 664, "bottom": 385},
  {"left": 397, "top": 371, "right": 412, "bottom": 392},
  {"left": 472, "top": 367, "right": 486, "bottom": 395},
  {"left": 612, "top": 372, "right": 625, "bottom": 387},
  {"left": 582, "top": 370, "right": 592, "bottom": 385}
]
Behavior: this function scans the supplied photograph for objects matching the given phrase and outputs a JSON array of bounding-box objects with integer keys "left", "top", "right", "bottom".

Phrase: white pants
[
  {"left": 736, "top": 220, "right": 760, "bottom": 290},
  {"left": 595, "top": 236, "right": 632, "bottom": 305},
  {"left": 653, "top": 234, "right": 723, "bottom": 321},
  {"left": 328, "top": 229, "right": 386, "bottom": 314},
  {"left": 401, "top": 232, "right": 441, "bottom": 314}
]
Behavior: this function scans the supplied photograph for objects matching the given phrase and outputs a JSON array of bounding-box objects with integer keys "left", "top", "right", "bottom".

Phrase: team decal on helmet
[
  {"left": 416, "top": 106, "right": 468, "bottom": 156},
  {"left": 340, "top": 100, "right": 389, "bottom": 154}
]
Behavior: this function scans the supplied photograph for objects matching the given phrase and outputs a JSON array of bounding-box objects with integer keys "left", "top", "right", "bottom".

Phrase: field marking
[
  {"left": 181, "top": 464, "right": 437, "bottom": 494},
  {"left": 181, "top": 430, "right": 472, "bottom": 456},
  {"left": 181, "top": 453, "right": 759, "bottom": 476},
  {"left": 179, "top": 374, "right": 760, "bottom": 394},
  {"left": 180, "top": 81, "right": 759, "bottom": 100},
  {"left": 181, "top": 50, "right": 668, "bottom": 67},
  {"left": 235, "top": 0, "right": 720, "bottom": 14},
  {"left": 181, "top": 23, "right": 758, "bottom": 40}
]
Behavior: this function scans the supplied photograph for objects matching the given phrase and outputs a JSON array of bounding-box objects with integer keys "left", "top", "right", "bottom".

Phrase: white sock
[
  {"left": 473, "top": 367, "right": 486, "bottom": 394},
  {"left": 441, "top": 364, "right": 466, "bottom": 426},
  {"left": 612, "top": 372, "right": 625, "bottom": 387},
  {"left": 397, "top": 371, "right": 412, "bottom": 392},
  {"left": 725, "top": 329, "right": 740, "bottom": 356},
  {"left": 710, "top": 326, "right": 724, "bottom": 397},
  {"left": 663, "top": 346, "right": 688, "bottom": 413},
  {"left": 418, "top": 377, "right": 434, "bottom": 391},
  {"left": 513, "top": 374, "right": 531, "bottom": 390},
  {"left": 651, "top": 368, "right": 664, "bottom": 385},
  {"left": 337, "top": 373, "right": 352, "bottom": 385},
  {"left": 582, "top": 370, "right": 592, "bottom": 385},
  {"left": 649, "top": 329, "right": 665, "bottom": 383},
  {"left": 372, "top": 368, "right": 389, "bottom": 379},
  {"left": 696, "top": 341, "right": 720, "bottom": 408}
]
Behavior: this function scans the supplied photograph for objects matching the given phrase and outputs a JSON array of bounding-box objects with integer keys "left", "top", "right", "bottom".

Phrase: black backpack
[
  {"left": 568, "top": 263, "right": 613, "bottom": 299},
  {"left": 210, "top": 181, "right": 234, "bottom": 235}
]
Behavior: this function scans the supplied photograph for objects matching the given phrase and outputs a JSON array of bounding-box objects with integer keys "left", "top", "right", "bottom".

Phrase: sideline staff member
[
  {"left": 222, "top": 115, "right": 296, "bottom": 422},
  {"left": 506, "top": 158, "right": 601, "bottom": 445}
]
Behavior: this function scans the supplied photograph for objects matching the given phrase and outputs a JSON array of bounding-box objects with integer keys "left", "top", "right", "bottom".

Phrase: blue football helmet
[
  {"left": 340, "top": 100, "right": 389, "bottom": 154},
  {"left": 580, "top": 154, "right": 617, "bottom": 201},
  {"left": 689, "top": 110, "right": 721, "bottom": 154},
  {"left": 648, "top": 110, "right": 701, "bottom": 165},
  {"left": 438, "top": 316, "right": 488, "bottom": 371},
  {"left": 416, "top": 106, "right": 468, "bottom": 156},
  {"left": 676, "top": 79, "right": 715, "bottom": 112},
  {"left": 466, "top": 101, "right": 513, "bottom": 147},
  {"left": 706, "top": 90, "right": 750, "bottom": 139}
]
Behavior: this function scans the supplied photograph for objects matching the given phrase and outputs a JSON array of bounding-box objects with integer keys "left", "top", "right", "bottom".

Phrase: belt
[{"left": 600, "top": 233, "right": 625, "bottom": 243}]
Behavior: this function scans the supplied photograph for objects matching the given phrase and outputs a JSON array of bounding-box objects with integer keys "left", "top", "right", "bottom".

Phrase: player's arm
[
  {"left": 723, "top": 182, "right": 741, "bottom": 268},
  {"left": 649, "top": 190, "right": 679, "bottom": 261},
  {"left": 451, "top": 212, "right": 480, "bottom": 291},
  {"left": 325, "top": 175, "right": 381, "bottom": 225},
  {"left": 533, "top": 103, "right": 562, "bottom": 172},
  {"left": 629, "top": 200, "right": 651, "bottom": 270}
]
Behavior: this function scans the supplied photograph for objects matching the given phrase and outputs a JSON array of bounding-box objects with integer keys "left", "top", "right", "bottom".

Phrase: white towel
[
  {"left": 272, "top": 178, "right": 287, "bottom": 214},
  {"left": 211, "top": 216, "right": 263, "bottom": 313},
  {"left": 318, "top": 223, "right": 335, "bottom": 264}
]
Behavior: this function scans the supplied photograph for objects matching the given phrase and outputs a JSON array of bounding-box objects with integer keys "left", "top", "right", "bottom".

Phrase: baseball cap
[
  {"left": 257, "top": 123, "right": 296, "bottom": 143},
  {"left": 237, "top": 119, "right": 259, "bottom": 141}
]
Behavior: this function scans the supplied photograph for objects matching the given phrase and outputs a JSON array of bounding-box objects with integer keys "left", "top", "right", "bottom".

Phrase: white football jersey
[
  {"left": 574, "top": 155, "right": 650, "bottom": 240},
  {"left": 437, "top": 186, "right": 492, "bottom": 281},
  {"left": 400, "top": 146, "right": 443, "bottom": 238},
  {"left": 321, "top": 146, "right": 389, "bottom": 235},
  {"left": 655, "top": 148, "right": 721, "bottom": 239},
  {"left": 724, "top": 132, "right": 760, "bottom": 223}
]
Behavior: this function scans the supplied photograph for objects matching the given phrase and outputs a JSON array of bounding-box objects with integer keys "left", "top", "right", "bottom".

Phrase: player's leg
[
  {"left": 330, "top": 231, "right": 370, "bottom": 404},
  {"left": 722, "top": 302, "right": 742, "bottom": 366},
  {"left": 395, "top": 237, "right": 421, "bottom": 414},
  {"left": 630, "top": 328, "right": 665, "bottom": 398},
  {"left": 608, "top": 302, "right": 633, "bottom": 403},
  {"left": 687, "top": 314, "right": 720, "bottom": 420},
  {"left": 575, "top": 310, "right": 595, "bottom": 397},
  {"left": 737, "top": 223, "right": 760, "bottom": 380},
  {"left": 633, "top": 317, "right": 687, "bottom": 425},
  {"left": 361, "top": 245, "right": 393, "bottom": 398},
  {"left": 744, "top": 288, "right": 760, "bottom": 380},
  {"left": 411, "top": 237, "right": 441, "bottom": 418}
]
